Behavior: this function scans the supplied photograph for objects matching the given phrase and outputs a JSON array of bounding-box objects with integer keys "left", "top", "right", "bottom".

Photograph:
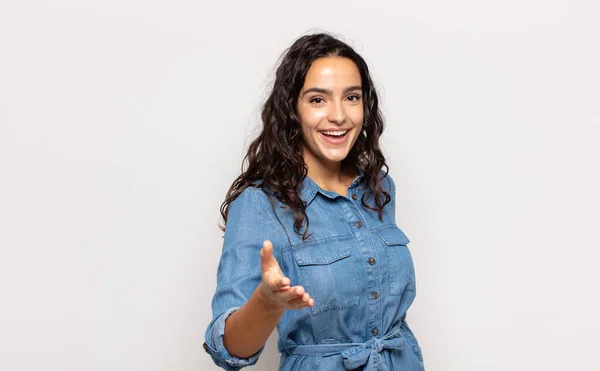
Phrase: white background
[{"left": 1, "top": 1, "right": 598, "bottom": 370}]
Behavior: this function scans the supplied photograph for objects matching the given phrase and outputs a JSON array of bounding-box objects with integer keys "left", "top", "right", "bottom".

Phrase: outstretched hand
[{"left": 259, "top": 240, "right": 314, "bottom": 311}]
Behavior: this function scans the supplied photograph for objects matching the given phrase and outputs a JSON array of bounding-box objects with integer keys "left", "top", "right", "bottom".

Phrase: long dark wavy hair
[{"left": 219, "top": 32, "right": 391, "bottom": 241}]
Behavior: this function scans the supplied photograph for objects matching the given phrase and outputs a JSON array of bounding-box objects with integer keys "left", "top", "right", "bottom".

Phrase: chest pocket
[
  {"left": 375, "top": 224, "right": 416, "bottom": 296},
  {"left": 292, "top": 234, "right": 360, "bottom": 316}
]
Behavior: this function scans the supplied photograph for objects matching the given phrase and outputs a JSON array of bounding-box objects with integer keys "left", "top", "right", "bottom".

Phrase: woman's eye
[
  {"left": 347, "top": 95, "right": 361, "bottom": 102},
  {"left": 310, "top": 97, "right": 324, "bottom": 104}
]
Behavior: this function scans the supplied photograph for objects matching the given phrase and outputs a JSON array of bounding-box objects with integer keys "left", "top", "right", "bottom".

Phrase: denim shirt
[{"left": 204, "top": 170, "right": 425, "bottom": 371}]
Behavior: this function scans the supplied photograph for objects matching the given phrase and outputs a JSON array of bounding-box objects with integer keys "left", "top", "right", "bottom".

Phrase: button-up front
[{"left": 204, "top": 170, "right": 424, "bottom": 370}]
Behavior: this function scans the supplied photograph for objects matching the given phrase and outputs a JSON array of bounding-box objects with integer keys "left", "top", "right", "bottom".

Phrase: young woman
[{"left": 203, "top": 32, "right": 425, "bottom": 371}]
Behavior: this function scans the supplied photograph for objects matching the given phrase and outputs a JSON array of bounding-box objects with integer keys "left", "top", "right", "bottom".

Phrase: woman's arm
[
  {"left": 205, "top": 189, "right": 312, "bottom": 369},
  {"left": 223, "top": 241, "right": 313, "bottom": 358},
  {"left": 223, "top": 284, "right": 285, "bottom": 358}
]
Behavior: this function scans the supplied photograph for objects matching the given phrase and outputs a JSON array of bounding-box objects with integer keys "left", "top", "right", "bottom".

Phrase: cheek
[
  {"left": 309, "top": 110, "right": 327, "bottom": 122},
  {"left": 350, "top": 106, "right": 364, "bottom": 123},
  {"left": 300, "top": 110, "right": 327, "bottom": 133}
]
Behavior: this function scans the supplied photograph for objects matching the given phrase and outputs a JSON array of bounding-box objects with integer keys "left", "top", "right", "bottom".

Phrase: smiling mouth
[
  {"left": 320, "top": 129, "right": 350, "bottom": 138},
  {"left": 319, "top": 128, "right": 351, "bottom": 144}
]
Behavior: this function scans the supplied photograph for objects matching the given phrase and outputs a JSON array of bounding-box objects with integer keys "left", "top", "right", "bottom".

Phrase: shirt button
[
  {"left": 202, "top": 342, "right": 209, "bottom": 351},
  {"left": 372, "top": 328, "right": 379, "bottom": 336},
  {"left": 371, "top": 291, "right": 379, "bottom": 299},
  {"left": 355, "top": 221, "right": 362, "bottom": 228},
  {"left": 368, "top": 257, "right": 375, "bottom": 265},
  {"left": 352, "top": 193, "right": 357, "bottom": 200}
]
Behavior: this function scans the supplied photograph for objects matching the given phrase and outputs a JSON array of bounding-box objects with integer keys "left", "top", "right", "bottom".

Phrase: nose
[{"left": 327, "top": 100, "right": 347, "bottom": 124}]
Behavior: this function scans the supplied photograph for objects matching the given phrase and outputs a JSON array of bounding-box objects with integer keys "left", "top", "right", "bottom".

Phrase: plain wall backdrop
[{"left": 1, "top": 1, "right": 599, "bottom": 370}]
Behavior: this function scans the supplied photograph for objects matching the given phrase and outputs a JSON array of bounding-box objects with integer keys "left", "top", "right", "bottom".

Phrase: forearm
[{"left": 223, "top": 284, "right": 285, "bottom": 358}]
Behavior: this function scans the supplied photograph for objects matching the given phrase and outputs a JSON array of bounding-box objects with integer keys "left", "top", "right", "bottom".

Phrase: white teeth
[{"left": 322, "top": 130, "right": 348, "bottom": 136}]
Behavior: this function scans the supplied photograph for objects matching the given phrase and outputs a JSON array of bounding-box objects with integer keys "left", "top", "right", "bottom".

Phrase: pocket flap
[
  {"left": 376, "top": 226, "right": 410, "bottom": 245},
  {"left": 292, "top": 238, "right": 352, "bottom": 266}
]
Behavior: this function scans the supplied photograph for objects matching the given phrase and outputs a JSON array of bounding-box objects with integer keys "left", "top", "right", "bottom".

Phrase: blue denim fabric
[{"left": 204, "top": 170, "right": 424, "bottom": 370}]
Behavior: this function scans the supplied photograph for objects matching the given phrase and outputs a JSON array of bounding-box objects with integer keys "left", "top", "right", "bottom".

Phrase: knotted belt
[{"left": 285, "top": 328, "right": 404, "bottom": 371}]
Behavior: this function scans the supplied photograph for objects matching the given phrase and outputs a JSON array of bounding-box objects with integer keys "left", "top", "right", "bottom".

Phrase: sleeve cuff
[{"left": 204, "top": 307, "right": 265, "bottom": 370}]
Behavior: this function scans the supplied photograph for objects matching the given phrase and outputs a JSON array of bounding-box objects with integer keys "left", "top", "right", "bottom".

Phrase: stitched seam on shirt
[{"left": 289, "top": 232, "right": 355, "bottom": 249}]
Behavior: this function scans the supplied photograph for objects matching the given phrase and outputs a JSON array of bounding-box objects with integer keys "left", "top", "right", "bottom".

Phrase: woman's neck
[{"left": 303, "top": 150, "right": 357, "bottom": 193}]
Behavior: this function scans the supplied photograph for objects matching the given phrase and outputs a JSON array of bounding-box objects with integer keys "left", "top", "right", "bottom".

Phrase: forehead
[{"left": 302, "top": 57, "right": 362, "bottom": 88}]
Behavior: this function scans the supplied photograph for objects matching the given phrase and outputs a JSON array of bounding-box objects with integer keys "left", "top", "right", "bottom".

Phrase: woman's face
[{"left": 297, "top": 57, "right": 364, "bottom": 170}]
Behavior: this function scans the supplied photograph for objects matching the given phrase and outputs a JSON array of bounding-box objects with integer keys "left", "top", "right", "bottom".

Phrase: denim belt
[{"left": 285, "top": 327, "right": 404, "bottom": 371}]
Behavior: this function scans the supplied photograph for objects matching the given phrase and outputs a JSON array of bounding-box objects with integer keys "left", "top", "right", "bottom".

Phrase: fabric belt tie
[
  {"left": 285, "top": 328, "right": 404, "bottom": 371},
  {"left": 341, "top": 328, "right": 403, "bottom": 370}
]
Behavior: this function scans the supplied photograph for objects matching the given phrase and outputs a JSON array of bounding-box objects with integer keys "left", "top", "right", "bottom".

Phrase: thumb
[
  {"left": 260, "top": 240, "right": 290, "bottom": 290},
  {"left": 260, "top": 240, "right": 278, "bottom": 272}
]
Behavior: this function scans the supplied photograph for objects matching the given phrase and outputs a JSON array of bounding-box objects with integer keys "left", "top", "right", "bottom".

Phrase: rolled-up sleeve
[
  {"left": 203, "top": 307, "right": 264, "bottom": 370},
  {"left": 204, "top": 187, "right": 277, "bottom": 370}
]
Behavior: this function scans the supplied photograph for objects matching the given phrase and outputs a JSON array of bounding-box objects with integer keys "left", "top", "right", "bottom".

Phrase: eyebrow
[{"left": 301, "top": 85, "right": 362, "bottom": 97}]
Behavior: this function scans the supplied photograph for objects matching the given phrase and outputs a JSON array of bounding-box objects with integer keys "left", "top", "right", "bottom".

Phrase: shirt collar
[{"left": 299, "top": 167, "right": 365, "bottom": 206}]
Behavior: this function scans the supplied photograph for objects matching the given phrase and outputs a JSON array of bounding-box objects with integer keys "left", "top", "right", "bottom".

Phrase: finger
[
  {"left": 280, "top": 276, "right": 291, "bottom": 288},
  {"left": 264, "top": 273, "right": 290, "bottom": 291},
  {"left": 279, "top": 285, "right": 305, "bottom": 301},
  {"left": 297, "top": 292, "right": 311, "bottom": 304},
  {"left": 287, "top": 294, "right": 313, "bottom": 310},
  {"left": 302, "top": 293, "right": 314, "bottom": 307},
  {"left": 260, "top": 240, "right": 278, "bottom": 272}
]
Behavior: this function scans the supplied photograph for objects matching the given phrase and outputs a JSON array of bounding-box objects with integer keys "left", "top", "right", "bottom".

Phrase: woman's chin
[{"left": 320, "top": 152, "right": 350, "bottom": 164}]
